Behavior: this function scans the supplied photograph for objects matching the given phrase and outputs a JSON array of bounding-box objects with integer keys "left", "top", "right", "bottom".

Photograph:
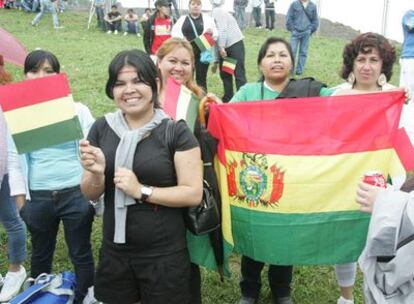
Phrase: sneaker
[
  {"left": 274, "top": 297, "right": 294, "bottom": 304},
  {"left": 0, "top": 266, "right": 27, "bottom": 302},
  {"left": 123, "top": 32, "right": 128, "bottom": 36},
  {"left": 137, "top": 33, "right": 141, "bottom": 37},
  {"left": 54, "top": 25, "right": 64, "bottom": 29},
  {"left": 238, "top": 296, "right": 257, "bottom": 304},
  {"left": 114, "top": 30, "right": 118, "bottom": 35},
  {"left": 107, "top": 30, "right": 112, "bottom": 34},
  {"left": 31, "top": 21, "right": 38, "bottom": 27},
  {"left": 337, "top": 296, "right": 354, "bottom": 304}
]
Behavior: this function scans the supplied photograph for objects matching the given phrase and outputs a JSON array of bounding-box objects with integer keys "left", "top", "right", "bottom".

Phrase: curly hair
[
  {"left": 340, "top": 32, "right": 396, "bottom": 81},
  {"left": 0, "top": 55, "right": 12, "bottom": 85}
]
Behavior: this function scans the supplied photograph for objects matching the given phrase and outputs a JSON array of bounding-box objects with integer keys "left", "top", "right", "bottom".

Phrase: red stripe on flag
[
  {"left": 203, "top": 33, "right": 215, "bottom": 46},
  {"left": 222, "top": 66, "right": 235, "bottom": 75},
  {"left": 0, "top": 74, "right": 70, "bottom": 112},
  {"left": 163, "top": 77, "right": 182, "bottom": 119},
  {"left": 208, "top": 91, "right": 405, "bottom": 157},
  {"left": 394, "top": 128, "right": 414, "bottom": 170}
]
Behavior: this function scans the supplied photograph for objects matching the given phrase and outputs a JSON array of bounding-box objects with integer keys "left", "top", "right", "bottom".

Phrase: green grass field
[{"left": 0, "top": 8, "right": 403, "bottom": 304}]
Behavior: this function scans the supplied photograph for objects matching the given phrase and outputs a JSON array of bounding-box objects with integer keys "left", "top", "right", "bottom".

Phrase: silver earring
[
  {"left": 347, "top": 72, "right": 355, "bottom": 85},
  {"left": 377, "top": 73, "right": 387, "bottom": 87}
]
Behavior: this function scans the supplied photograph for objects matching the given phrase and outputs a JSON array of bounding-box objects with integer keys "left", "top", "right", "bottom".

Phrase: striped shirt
[
  {"left": 0, "top": 108, "right": 7, "bottom": 187},
  {"left": 212, "top": 7, "right": 243, "bottom": 49}
]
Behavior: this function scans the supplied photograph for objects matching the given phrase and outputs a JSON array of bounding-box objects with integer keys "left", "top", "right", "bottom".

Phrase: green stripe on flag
[
  {"left": 185, "top": 95, "right": 199, "bottom": 133},
  {"left": 231, "top": 206, "right": 370, "bottom": 265},
  {"left": 13, "top": 116, "right": 83, "bottom": 154}
]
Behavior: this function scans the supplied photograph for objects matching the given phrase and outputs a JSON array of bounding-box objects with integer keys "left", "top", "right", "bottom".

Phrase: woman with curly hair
[{"left": 332, "top": 32, "right": 402, "bottom": 304}]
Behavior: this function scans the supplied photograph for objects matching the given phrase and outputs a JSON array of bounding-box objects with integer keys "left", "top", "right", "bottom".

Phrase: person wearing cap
[{"left": 143, "top": 0, "right": 173, "bottom": 55}]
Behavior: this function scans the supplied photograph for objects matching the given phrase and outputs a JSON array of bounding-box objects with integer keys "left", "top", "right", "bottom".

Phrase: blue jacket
[
  {"left": 401, "top": 10, "right": 414, "bottom": 59},
  {"left": 286, "top": 0, "right": 319, "bottom": 34}
]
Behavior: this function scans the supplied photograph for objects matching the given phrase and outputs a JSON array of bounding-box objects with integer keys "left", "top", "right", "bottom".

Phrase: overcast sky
[{"left": 126, "top": 0, "right": 412, "bottom": 42}]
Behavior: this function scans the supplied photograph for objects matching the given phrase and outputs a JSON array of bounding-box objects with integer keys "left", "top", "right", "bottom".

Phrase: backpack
[
  {"left": 10, "top": 272, "right": 76, "bottom": 304},
  {"left": 278, "top": 77, "right": 326, "bottom": 98}
]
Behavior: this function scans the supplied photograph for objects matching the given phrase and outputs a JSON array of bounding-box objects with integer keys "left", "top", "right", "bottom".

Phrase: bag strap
[
  {"left": 299, "top": 1, "right": 313, "bottom": 24},
  {"left": 165, "top": 119, "right": 176, "bottom": 158},
  {"left": 187, "top": 15, "right": 199, "bottom": 38}
]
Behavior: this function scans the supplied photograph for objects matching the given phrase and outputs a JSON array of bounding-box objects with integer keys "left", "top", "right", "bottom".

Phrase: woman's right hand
[{"left": 80, "top": 139, "right": 106, "bottom": 175}]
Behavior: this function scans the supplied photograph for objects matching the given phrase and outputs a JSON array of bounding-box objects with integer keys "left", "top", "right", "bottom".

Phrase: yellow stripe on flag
[
  {"left": 4, "top": 95, "right": 77, "bottom": 134},
  {"left": 222, "top": 149, "right": 404, "bottom": 214},
  {"left": 175, "top": 85, "right": 193, "bottom": 121},
  {"left": 223, "top": 61, "right": 236, "bottom": 70}
]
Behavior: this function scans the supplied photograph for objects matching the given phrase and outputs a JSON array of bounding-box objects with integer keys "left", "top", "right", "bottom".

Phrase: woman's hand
[
  {"left": 206, "top": 28, "right": 213, "bottom": 34},
  {"left": 356, "top": 182, "right": 382, "bottom": 213},
  {"left": 219, "top": 48, "right": 227, "bottom": 58},
  {"left": 206, "top": 93, "right": 222, "bottom": 104},
  {"left": 80, "top": 140, "right": 106, "bottom": 175},
  {"left": 114, "top": 167, "right": 142, "bottom": 199}
]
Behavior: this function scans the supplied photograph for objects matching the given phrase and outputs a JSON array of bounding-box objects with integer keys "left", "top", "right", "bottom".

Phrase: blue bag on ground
[{"left": 10, "top": 272, "right": 76, "bottom": 304}]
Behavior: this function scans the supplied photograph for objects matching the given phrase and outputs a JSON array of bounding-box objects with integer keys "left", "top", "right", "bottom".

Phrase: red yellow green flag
[
  {"left": 0, "top": 74, "right": 82, "bottom": 154},
  {"left": 163, "top": 77, "right": 199, "bottom": 132},
  {"left": 208, "top": 91, "right": 413, "bottom": 265},
  {"left": 222, "top": 57, "right": 237, "bottom": 75},
  {"left": 193, "top": 32, "right": 215, "bottom": 52}
]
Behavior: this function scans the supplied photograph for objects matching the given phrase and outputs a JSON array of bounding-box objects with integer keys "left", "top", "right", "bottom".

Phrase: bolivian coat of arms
[{"left": 226, "top": 153, "right": 285, "bottom": 208}]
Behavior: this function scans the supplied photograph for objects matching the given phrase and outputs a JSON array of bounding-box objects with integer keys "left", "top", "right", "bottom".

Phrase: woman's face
[
  {"left": 259, "top": 42, "right": 292, "bottom": 83},
  {"left": 112, "top": 65, "right": 154, "bottom": 120},
  {"left": 189, "top": 1, "right": 202, "bottom": 16},
  {"left": 25, "top": 60, "right": 57, "bottom": 80},
  {"left": 353, "top": 47, "right": 383, "bottom": 88},
  {"left": 158, "top": 46, "right": 193, "bottom": 85}
]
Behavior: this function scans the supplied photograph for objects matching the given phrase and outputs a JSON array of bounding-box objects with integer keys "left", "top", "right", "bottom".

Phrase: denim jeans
[
  {"left": 106, "top": 20, "right": 121, "bottom": 32},
  {"left": 252, "top": 6, "right": 262, "bottom": 27},
  {"left": 290, "top": 30, "right": 311, "bottom": 75},
  {"left": 21, "top": 185, "right": 95, "bottom": 303},
  {"left": 32, "top": 0, "right": 59, "bottom": 27},
  {"left": 124, "top": 21, "right": 140, "bottom": 34},
  {"left": 234, "top": 5, "right": 247, "bottom": 30},
  {"left": 95, "top": 6, "right": 105, "bottom": 30},
  {"left": 0, "top": 175, "right": 27, "bottom": 265},
  {"left": 265, "top": 9, "right": 275, "bottom": 30}
]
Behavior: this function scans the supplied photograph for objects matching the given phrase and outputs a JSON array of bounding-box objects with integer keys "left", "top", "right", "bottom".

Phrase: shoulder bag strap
[
  {"left": 187, "top": 15, "right": 200, "bottom": 37},
  {"left": 299, "top": 1, "right": 313, "bottom": 23}
]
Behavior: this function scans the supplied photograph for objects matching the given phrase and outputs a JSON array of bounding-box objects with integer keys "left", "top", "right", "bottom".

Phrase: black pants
[
  {"left": 219, "top": 40, "right": 247, "bottom": 102},
  {"left": 194, "top": 50, "right": 209, "bottom": 92},
  {"left": 240, "top": 256, "right": 292, "bottom": 300},
  {"left": 265, "top": 10, "right": 275, "bottom": 30},
  {"left": 189, "top": 263, "right": 201, "bottom": 304},
  {"left": 106, "top": 20, "right": 121, "bottom": 32}
]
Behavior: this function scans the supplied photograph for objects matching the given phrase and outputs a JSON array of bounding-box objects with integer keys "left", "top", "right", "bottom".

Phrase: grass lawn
[{"left": 0, "top": 8, "right": 403, "bottom": 304}]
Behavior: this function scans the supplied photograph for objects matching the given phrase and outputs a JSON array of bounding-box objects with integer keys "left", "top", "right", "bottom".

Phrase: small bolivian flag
[
  {"left": 163, "top": 77, "right": 199, "bottom": 132},
  {"left": 193, "top": 32, "right": 215, "bottom": 52},
  {"left": 0, "top": 74, "right": 82, "bottom": 154},
  {"left": 208, "top": 91, "right": 414, "bottom": 265},
  {"left": 222, "top": 57, "right": 237, "bottom": 75}
]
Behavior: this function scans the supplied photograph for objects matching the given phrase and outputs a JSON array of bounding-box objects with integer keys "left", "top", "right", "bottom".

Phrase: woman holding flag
[
  {"left": 157, "top": 37, "right": 223, "bottom": 304},
  {"left": 332, "top": 32, "right": 407, "bottom": 304},
  {"left": 18, "top": 50, "right": 95, "bottom": 304},
  {"left": 80, "top": 49, "right": 203, "bottom": 304},
  {"left": 230, "top": 37, "right": 333, "bottom": 304},
  {"left": 171, "top": 0, "right": 218, "bottom": 91}
]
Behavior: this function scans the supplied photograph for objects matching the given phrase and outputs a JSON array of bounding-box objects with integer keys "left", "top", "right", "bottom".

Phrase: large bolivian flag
[
  {"left": 0, "top": 74, "right": 82, "bottom": 154},
  {"left": 208, "top": 91, "right": 414, "bottom": 265}
]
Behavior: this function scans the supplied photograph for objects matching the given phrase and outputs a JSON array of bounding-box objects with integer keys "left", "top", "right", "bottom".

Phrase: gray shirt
[{"left": 211, "top": 7, "right": 243, "bottom": 49}]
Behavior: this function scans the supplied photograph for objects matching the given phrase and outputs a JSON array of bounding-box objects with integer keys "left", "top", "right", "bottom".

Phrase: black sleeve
[
  {"left": 87, "top": 117, "right": 106, "bottom": 147},
  {"left": 173, "top": 120, "right": 199, "bottom": 152}
]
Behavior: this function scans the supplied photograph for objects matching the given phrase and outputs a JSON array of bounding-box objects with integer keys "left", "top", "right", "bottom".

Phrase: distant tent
[{"left": 0, "top": 27, "right": 27, "bottom": 67}]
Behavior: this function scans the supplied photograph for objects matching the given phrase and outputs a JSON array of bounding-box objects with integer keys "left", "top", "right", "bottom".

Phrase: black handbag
[{"left": 165, "top": 119, "right": 220, "bottom": 235}]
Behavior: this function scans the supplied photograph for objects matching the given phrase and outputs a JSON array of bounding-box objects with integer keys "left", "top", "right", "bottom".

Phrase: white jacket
[{"left": 171, "top": 13, "right": 218, "bottom": 41}]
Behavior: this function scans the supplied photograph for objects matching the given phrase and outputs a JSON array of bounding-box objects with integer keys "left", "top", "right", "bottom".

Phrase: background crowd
[{"left": 0, "top": 1, "right": 413, "bottom": 304}]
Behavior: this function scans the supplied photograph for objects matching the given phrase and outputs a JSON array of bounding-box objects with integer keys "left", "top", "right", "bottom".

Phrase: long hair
[
  {"left": 157, "top": 38, "right": 204, "bottom": 98},
  {"left": 0, "top": 55, "right": 13, "bottom": 85}
]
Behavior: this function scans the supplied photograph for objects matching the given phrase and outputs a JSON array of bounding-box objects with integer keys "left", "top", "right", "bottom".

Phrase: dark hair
[
  {"left": 111, "top": 4, "right": 117, "bottom": 9},
  {"left": 106, "top": 49, "right": 161, "bottom": 108},
  {"left": 145, "top": 8, "right": 151, "bottom": 12},
  {"left": 341, "top": 32, "right": 396, "bottom": 81},
  {"left": 24, "top": 49, "right": 60, "bottom": 75},
  {"left": 257, "top": 37, "right": 294, "bottom": 81},
  {"left": 127, "top": 8, "right": 133, "bottom": 13}
]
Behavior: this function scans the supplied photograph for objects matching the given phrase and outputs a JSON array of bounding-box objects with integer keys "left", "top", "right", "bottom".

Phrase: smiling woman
[{"left": 79, "top": 49, "right": 203, "bottom": 304}]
